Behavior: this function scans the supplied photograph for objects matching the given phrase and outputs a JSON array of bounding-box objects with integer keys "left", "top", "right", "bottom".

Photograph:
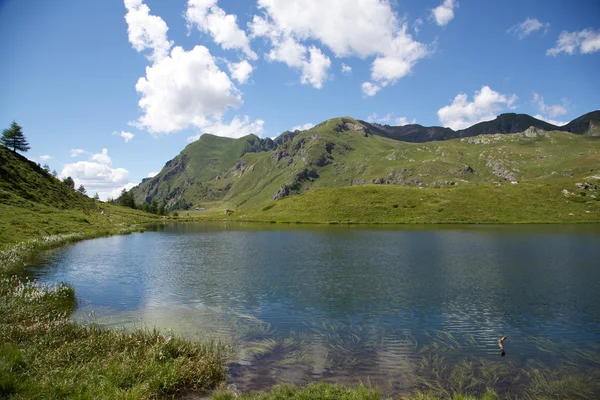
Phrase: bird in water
[{"left": 498, "top": 335, "right": 507, "bottom": 356}]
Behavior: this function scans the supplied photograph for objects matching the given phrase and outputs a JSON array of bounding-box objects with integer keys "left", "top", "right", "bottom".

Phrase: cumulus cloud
[
  {"left": 534, "top": 114, "right": 568, "bottom": 127},
  {"left": 362, "top": 82, "right": 381, "bottom": 97},
  {"left": 186, "top": 0, "right": 257, "bottom": 60},
  {"left": 507, "top": 17, "right": 549, "bottom": 39},
  {"left": 367, "top": 112, "right": 392, "bottom": 123},
  {"left": 70, "top": 149, "right": 86, "bottom": 157},
  {"left": 227, "top": 60, "right": 253, "bottom": 84},
  {"left": 60, "top": 148, "right": 130, "bottom": 201},
  {"left": 291, "top": 122, "right": 315, "bottom": 131},
  {"left": 124, "top": 0, "right": 172, "bottom": 63},
  {"left": 431, "top": 0, "right": 458, "bottom": 27},
  {"left": 547, "top": 28, "right": 600, "bottom": 56},
  {"left": 186, "top": 115, "right": 265, "bottom": 142},
  {"left": 437, "top": 86, "right": 518, "bottom": 130},
  {"left": 114, "top": 130, "right": 135, "bottom": 142},
  {"left": 39, "top": 155, "right": 52, "bottom": 161},
  {"left": 367, "top": 113, "right": 415, "bottom": 125},
  {"left": 147, "top": 172, "right": 158, "bottom": 178},
  {"left": 395, "top": 116, "right": 416, "bottom": 126},
  {"left": 90, "top": 148, "right": 112, "bottom": 165},
  {"left": 133, "top": 45, "right": 243, "bottom": 133},
  {"left": 250, "top": 0, "right": 428, "bottom": 92},
  {"left": 532, "top": 93, "right": 569, "bottom": 118},
  {"left": 341, "top": 63, "right": 352, "bottom": 75}
]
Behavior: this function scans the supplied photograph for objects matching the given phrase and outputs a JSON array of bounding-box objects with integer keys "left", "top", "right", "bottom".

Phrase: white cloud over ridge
[
  {"left": 534, "top": 114, "right": 568, "bottom": 127},
  {"left": 437, "top": 86, "right": 518, "bottom": 130},
  {"left": 547, "top": 28, "right": 600, "bottom": 56},
  {"left": 532, "top": 93, "right": 568, "bottom": 118},
  {"left": 291, "top": 122, "right": 314, "bottom": 131},
  {"left": 134, "top": 45, "right": 243, "bottom": 133},
  {"left": 250, "top": 0, "right": 428, "bottom": 93},
  {"left": 431, "top": 0, "right": 458, "bottom": 27},
  {"left": 187, "top": 115, "right": 265, "bottom": 142},
  {"left": 186, "top": 0, "right": 257, "bottom": 60},
  {"left": 507, "top": 18, "right": 549, "bottom": 39},
  {"left": 39, "top": 155, "right": 52, "bottom": 161},
  {"left": 124, "top": 0, "right": 172, "bottom": 63},
  {"left": 60, "top": 148, "right": 130, "bottom": 201},
  {"left": 395, "top": 116, "right": 416, "bottom": 126}
]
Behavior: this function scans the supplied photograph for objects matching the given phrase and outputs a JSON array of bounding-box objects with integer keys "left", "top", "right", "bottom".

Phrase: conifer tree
[
  {"left": 77, "top": 184, "right": 87, "bottom": 195},
  {"left": 1, "top": 121, "right": 30, "bottom": 153}
]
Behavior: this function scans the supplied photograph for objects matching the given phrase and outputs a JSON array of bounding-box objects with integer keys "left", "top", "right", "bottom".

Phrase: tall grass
[{"left": 0, "top": 237, "right": 230, "bottom": 399}]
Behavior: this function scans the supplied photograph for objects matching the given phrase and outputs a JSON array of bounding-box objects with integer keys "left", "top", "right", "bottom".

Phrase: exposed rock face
[
  {"left": 272, "top": 168, "right": 319, "bottom": 200},
  {"left": 486, "top": 157, "right": 518, "bottom": 182},
  {"left": 335, "top": 119, "right": 369, "bottom": 136},
  {"left": 523, "top": 126, "right": 548, "bottom": 138}
]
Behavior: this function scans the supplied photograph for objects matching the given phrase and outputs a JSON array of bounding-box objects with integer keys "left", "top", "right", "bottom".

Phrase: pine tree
[
  {"left": 62, "top": 176, "right": 75, "bottom": 189},
  {"left": 1, "top": 121, "right": 30, "bottom": 153},
  {"left": 93, "top": 192, "right": 100, "bottom": 200},
  {"left": 77, "top": 184, "right": 87, "bottom": 195}
]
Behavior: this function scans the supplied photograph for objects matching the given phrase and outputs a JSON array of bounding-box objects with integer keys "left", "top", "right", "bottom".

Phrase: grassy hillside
[
  {"left": 0, "top": 146, "right": 157, "bottom": 248},
  {"left": 130, "top": 113, "right": 600, "bottom": 219}
]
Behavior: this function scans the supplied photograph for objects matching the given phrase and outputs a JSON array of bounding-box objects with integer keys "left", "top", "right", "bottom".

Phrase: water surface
[{"left": 30, "top": 223, "right": 600, "bottom": 396}]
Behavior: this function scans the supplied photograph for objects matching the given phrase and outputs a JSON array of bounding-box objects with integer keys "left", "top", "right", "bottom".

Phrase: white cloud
[
  {"left": 534, "top": 114, "right": 568, "bottom": 127},
  {"left": 367, "top": 113, "right": 415, "bottom": 125},
  {"left": 507, "top": 17, "right": 549, "bottom": 39},
  {"left": 123, "top": 0, "right": 172, "bottom": 63},
  {"left": 39, "top": 155, "right": 52, "bottom": 161},
  {"left": 370, "top": 25, "right": 428, "bottom": 83},
  {"left": 362, "top": 82, "right": 381, "bottom": 97},
  {"left": 113, "top": 130, "right": 135, "bottom": 143},
  {"left": 186, "top": 0, "right": 257, "bottom": 60},
  {"left": 532, "top": 93, "right": 569, "bottom": 118},
  {"left": 70, "top": 149, "right": 86, "bottom": 157},
  {"left": 301, "top": 46, "right": 331, "bottom": 88},
  {"left": 341, "top": 63, "right": 352, "bottom": 75},
  {"left": 147, "top": 172, "right": 158, "bottom": 178},
  {"left": 367, "top": 112, "right": 392, "bottom": 124},
  {"left": 414, "top": 18, "right": 423, "bottom": 34},
  {"left": 291, "top": 122, "right": 314, "bottom": 131},
  {"left": 250, "top": 0, "right": 428, "bottom": 92},
  {"left": 547, "top": 28, "right": 600, "bottom": 56},
  {"left": 186, "top": 115, "right": 265, "bottom": 142},
  {"left": 133, "top": 45, "right": 243, "bottom": 134},
  {"left": 395, "top": 116, "right": 416, "bottom": 126},
  {"left": 431, "top": 0, "right": 458, "bottom": 27},
  {"left": 90, "top": 148, "right": 112, "bottom": 166},
  {"left": 227, "top": 60, "right": 253, "bottom": 84},
  {"left": 437, "top": 86, "right": 518, "bottom": 130},
  {"left": 60, "top": 161, "right": 130, "bottom": 201}
]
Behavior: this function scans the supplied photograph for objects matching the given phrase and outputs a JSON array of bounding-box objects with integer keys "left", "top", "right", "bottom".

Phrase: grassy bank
[
  {"left": 0, "top": 232, "right": 230, "bottom": 399},
  {"left": 192, "top": 180, "right": 600, "bottom": 224}
]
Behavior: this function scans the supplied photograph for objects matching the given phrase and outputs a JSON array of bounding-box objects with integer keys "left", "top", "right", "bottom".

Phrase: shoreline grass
[{"left": 0, "top": 230, "right": 230, "bottom": 399}]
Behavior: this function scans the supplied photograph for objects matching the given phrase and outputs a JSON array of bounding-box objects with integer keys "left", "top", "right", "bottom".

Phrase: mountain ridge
[{"left": 130, "top": 110, "right": 600, "bottom": 212}]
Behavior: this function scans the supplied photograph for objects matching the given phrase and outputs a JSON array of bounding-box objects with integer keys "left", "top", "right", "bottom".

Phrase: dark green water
[{"left": 30, "top": 223, "right": 600, "bottom": 396}]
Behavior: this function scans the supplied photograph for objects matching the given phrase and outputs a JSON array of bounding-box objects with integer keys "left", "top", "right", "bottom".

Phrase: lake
[{"left": 29, "top": 223, "right": 600, "bottom": 397}]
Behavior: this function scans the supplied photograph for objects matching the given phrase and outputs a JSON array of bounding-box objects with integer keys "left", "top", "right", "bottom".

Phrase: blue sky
[{"left": 1, "top": 0, "right": 599, "bottom": 199}]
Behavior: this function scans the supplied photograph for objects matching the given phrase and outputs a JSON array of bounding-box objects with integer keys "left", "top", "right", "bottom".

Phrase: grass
[
  {"left": 0, "top": 237, "right": 230, "bottom": 399},
  {"left": 208, "top": 180, "right": 600, "bottom": 224}
]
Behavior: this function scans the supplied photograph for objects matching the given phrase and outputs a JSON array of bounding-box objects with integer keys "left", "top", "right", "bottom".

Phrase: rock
[
  {"left": 561, "top": 189, "right": 572, "bottom": 197},
  {"left": 272, "top": 184, "right": 291, "bottom": 200}
]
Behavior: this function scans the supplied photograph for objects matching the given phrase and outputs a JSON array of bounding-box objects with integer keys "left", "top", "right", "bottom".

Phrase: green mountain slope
[
  {"left": 0, "top": 146, "right": 155, "bottom": 247},
  {"left": 130, "top": 112, "right": 600, "bottom": 219}
]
